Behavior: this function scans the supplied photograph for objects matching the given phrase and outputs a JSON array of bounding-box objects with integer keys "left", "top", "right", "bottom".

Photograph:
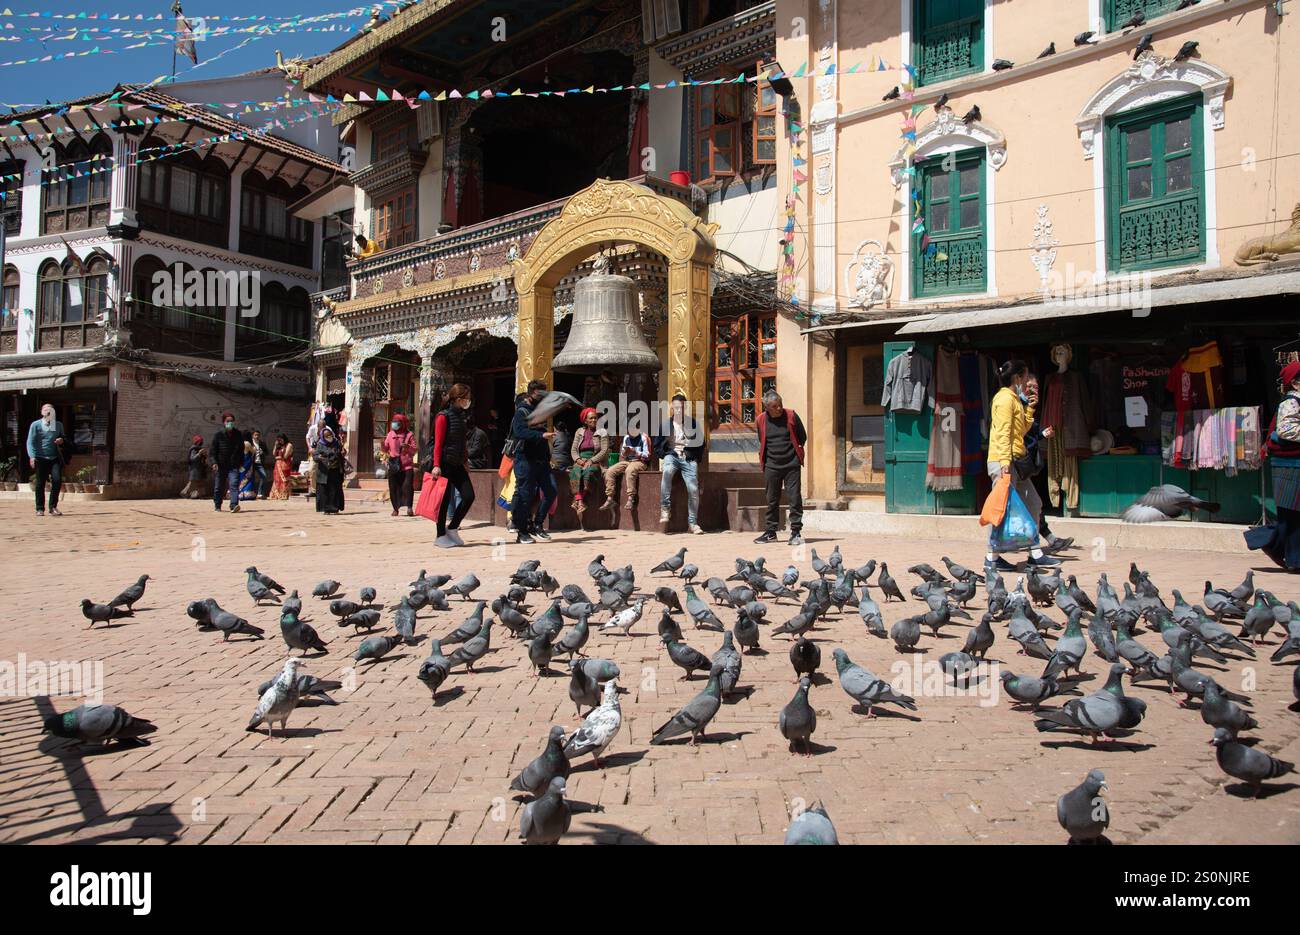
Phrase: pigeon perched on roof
[
  {"left": 1132, "top": 32, "right": 1154, "bottom": 59},
  {"left": 650, "top": 663, "right": 723, "bottom": 746},
  {"left": 43, "top": 702, "right": 157, "bottom": 747},
  {"left": 784, "top": 804, "right": 838, "bottom": 845},
  {"left": 519, "top": 776, "right": 571, "bottom": 845},
  {"left": 833, "top": 649, "right": 916, "bottom": 716},
  {"left": 1211, "top": 728, "right": 1294, "bottom": 797},
  {"left": 108, "top": 574, "right": 150, "bottom": 611},
  {"left": 563, "top": 679, "right": 621, "bottom": 766},
  {"left": 1057, "top": 770, "right": 1109, "bottom": 844},
  {"left": 1037, "top": 41, "right": 1056, "bottom": 59},
  {"left": 247, "top": 658, "right": 304, "bottom": 737},
  {"left": 1121, "top": 485, "right": 1219, "bottom": 523}
]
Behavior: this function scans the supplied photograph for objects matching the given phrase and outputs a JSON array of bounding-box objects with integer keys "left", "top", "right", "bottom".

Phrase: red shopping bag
[
  {"left": 414, "top": 473, "right": 448, "bottom": 521},
  {"left": 979, "top": 472, "right": 1011, "bottom": 527},
  {"left": 497, "top": 454, "right": 514, "bottom": 480}
]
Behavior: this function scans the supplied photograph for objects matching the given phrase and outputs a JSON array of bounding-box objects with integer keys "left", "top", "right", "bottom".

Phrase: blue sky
[{"left": 0, "top": 2, "right": 377, "bottom": 107}]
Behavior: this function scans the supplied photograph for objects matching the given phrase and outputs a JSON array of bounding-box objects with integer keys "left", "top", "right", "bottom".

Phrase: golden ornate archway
[{"left": 512, "top": 178, "right": 718, "bottom": 402}]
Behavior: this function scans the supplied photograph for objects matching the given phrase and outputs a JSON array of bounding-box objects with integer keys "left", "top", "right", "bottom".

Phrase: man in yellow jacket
[{"left": 986, "top": 360, "right": 1060, "bottom": 571}]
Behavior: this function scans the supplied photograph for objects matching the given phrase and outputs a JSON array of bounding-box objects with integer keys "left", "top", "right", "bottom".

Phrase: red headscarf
[
  {"left": 579, "top": 407, "right": 598, "bottom": 424},
  {"left": 392, "top": 412, "right": 410, "bottom": 432},
  {"left": 1282, "top": 361, "right": 1300, "bottom": 391}
]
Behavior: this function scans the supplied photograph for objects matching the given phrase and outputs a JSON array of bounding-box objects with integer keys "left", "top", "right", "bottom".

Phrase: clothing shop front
[{"left": 828, "top": 287, "right": 1295, "bottom": 525}]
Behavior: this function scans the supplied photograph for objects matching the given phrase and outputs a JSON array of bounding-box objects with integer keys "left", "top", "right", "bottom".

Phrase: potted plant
[
  {"left": 75, "top": 465, "right": 98, "bottom": 494},
  {"left": 0, "top": 456, "right": 15, "bottom": 491}
]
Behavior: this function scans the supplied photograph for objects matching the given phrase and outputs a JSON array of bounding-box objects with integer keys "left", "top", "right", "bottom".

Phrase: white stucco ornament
[
  {"left": 1075, "top": 51, "right": 1230, "bottom": 159},
  {"left": 888, "top": 109, "right": 1007, "bottom": 188},
  {"left": 1028, "top": 204, "right": 1059, "bottom": 291},
  {"left": 844, "top": 239, "right": 895, "bottom": 309}
]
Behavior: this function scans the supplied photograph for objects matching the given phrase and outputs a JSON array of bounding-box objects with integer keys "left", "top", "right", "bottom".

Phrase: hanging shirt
[
  {"left": 881, "top": 349, "right": 935, "bottom": 414},
  {"left": 1165, "top": 341, "right": 1225, "bottom": 412}
]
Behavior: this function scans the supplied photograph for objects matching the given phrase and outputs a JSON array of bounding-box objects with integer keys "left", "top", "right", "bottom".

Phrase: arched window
[
  {"left": 36, "top": 256, "right": 106, "bottom": 350},
  {"left": 240, "top": 170, "right": 312, "bottom": 267},
  {"left": 42, "top": 134, "right": 113, "bottom": 234},
  {"left": 138, "top": 151, "right": 229, "bottom": 248},
  {"left": 2, "top": 265, "right": 18, "bottom": 354},
  {"left": 234, "top": 281, "right": 309, "bottom": 360},
  {"left": 129, "top": 254, "right": 224, "bottom": 355},
  {"left": 0, "top": 160, "right": 22, "bottom": 236}
]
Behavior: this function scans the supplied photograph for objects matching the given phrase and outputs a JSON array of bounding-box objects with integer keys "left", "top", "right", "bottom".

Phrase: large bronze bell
[{"left": 551, "top": 254, "right": 661, "bottom": 373}]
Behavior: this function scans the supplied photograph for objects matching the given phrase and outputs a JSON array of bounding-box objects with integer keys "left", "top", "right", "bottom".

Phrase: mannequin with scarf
[
  {"left": 383, "top": 412, "right": 417, "bottom": 516},
  {"left": 313, "top": 426, "right": 347, "bottom": 514},
  {"left": 27, "top": 403, "right": 66, "bottom": 516},
  {"left": 428, "top": 383, "right": 477, "bottom": 547},
  {"left": 1042, "top": 343, "right": 1093, "bottom": 511},
  {"left": 568, "top": 406, "right": 609, "bottom": 520}
]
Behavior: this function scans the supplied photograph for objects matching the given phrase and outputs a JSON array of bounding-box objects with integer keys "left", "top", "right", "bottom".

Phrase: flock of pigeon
[{"left": 58, "top": 537, "right": 1300, "bottom": 844}]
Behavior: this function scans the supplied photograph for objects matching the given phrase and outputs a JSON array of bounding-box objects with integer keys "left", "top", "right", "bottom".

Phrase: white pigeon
[
  {"left": 563, "top": 679, "right": 622, "bottom": 766},
  {"left": 246, "top": 657, "right": 303, "bottom": 738},
  {"left": 601, "top": 599, "right": 645, "bottom": 636}
]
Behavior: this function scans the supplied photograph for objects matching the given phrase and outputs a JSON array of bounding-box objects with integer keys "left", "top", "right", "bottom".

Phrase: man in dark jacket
[
  {"left": 509, "top": 380, "right": 557, "bottom": 544},
  {"left": 754, "top": 391, "right": 807, "bottom": 545},
  {"left": 653, "top": 393, "right": 706, "bottom": 534},
  {"left": 209, "top": 411, "right": 245, "bottom": 512}
]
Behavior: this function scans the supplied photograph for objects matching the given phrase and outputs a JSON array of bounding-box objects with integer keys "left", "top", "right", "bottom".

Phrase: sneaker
[
  {"left": 659, "top": 509, "right": 670, "bottom": 524},
  {"left": 986, "top": 556, "right": 1017, "bottom": 572},
  {"left": 214, "top": 505, "right": 221, "bottom": 512},
  {"left": 391, "top": 509, "right": 399, "bottom": 517},
  {"left": 447, "top": 529, "right": 465, "bottom": 546},
  {"left": 788, "top": 533, "right": 804, "bottom": 546},
  {"left": 534, "top": 529, "right": 551, "bottom": 542},
  {"left": 35, "top": 510, "right": 44, "bottom": 517},
  {"left": 1028, "top": 554, "right": 1062, "bottom": 568},
  {"left": 688, "top": 524, "right": 704, "bottom": 535},
  {"left": 435, "top": 534, "right": 457, "bottom": 549},
  {"left": 230, "top": 504, "right": 240, "bottom": 513},
  {"left": 516, "top": 531, "right": 535, "bottom": 545},
  {"left": 49, "top": 508, "right": 62, "bottom": 516},
  {"left": 754, "top": 530, "right": 778, "bottom": 544},
  {"left": 506, "top": 521, "right": 516, "bottom": 533}
]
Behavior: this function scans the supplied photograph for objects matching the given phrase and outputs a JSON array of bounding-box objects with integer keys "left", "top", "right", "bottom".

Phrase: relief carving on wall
[{"left": 844, "top": 239, "right": 895, "bottom": 309}]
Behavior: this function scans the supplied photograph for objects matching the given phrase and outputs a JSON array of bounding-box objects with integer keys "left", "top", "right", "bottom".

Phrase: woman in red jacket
[
  {"left": 430, "top": 383, "right": 477, "bottom": 548},
  {"left": 382, "top": 412, "right": 417, "bottom": 516}
]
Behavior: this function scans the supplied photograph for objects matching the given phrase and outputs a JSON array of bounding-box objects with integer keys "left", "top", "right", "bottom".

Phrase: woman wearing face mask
[
  {"left": 27, "top": 403, "right": 66, "bottom": 516},
  {"left": 428, "top": 383, "right": 477, "bottom": 548},
  {"left": 313, "top": 426, "right": 346, "bottom": 515},
  {"left": 383, "top": 412, "right": 417, "bottom": 516},
  {"left": 268, "top": 433, "right": 293, "bottom": 500},
  {"left": 985, "top": 359, "right": 1058, "bottom": 571},
  {"left": 1254, "top": 360, "right": 1300, "bottom": 571}
]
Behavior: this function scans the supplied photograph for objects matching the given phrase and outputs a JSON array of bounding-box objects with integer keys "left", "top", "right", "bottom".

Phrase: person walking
[
  {"left": 654, "top": 393, "right": 705, "bottom": 534},
  {"left": 250, "top": 430, "right": 269, "bottom": 498},
  {"left": 209, "top": 411, "right": 245, "bottom": 513},
  {"left": 181, "top": 434, "right": 206, "bottom": 499},
  {"left": 427, "top": 383, "right": 478, "bottom": 548},
  {"left": 268, "top": 434, "right": 294, "bottom": 500},
  {"left": 985, "top": 360, "right": 1059, "bottom": 571},
  {"left": 568, "top": 407, "right": 608, "bottom": 521},
  {"left": 602, "top": 429, "right": 652, "bottom": 519},
  {"left": 1253, "top": 360, "right": 1300, "bottom": 571},
  {"left": 27, "top": 403, "right": 67, "bottom": 516},
  {"left": 237, "top": 440, "right": 259, "bottom": 501},
  {"left": 313, "top": 426, "right": 347, "bottom": 515},
  {"left": 383, "top": 412, "right": 417, "bottom": 517},
  {"left": 753, "top": 390, "right": 807, "bottom": 546},
  {"left": 509, "top": 379, "right": 557, "bottom": 545}
]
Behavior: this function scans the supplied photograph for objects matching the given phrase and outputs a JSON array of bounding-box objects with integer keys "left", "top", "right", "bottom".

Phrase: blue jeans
[
  {"left": 511, "top": 459, "right": 557, "bottom": 533},
  {"left": 213, "top": 467, "right": 240, "bottom": 509},
  {"left": 660, "top": 453, "right": 699, "bottom": 525}
]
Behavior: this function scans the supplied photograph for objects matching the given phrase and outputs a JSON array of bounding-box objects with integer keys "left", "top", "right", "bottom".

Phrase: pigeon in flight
[
  {"left": 1121, "top": 485, "right": 1219, "bottom": 523},
  {"left": 526, "top": 390, "right": 582, "bottom": 426}
]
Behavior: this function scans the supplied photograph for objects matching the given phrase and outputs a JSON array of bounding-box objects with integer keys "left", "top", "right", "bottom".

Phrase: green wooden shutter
[
  {"left": 1106, "top": 96, "right": 1205, "bottom": 272},
  {"left": 1105, "top": 0, "right": 1182, "bottom": 32},
  {"left": 912, "top": 150, "right": 987, "bottom": 297},
  {"left": 914, "top": 0, "right": 983, "bottom": 86}
]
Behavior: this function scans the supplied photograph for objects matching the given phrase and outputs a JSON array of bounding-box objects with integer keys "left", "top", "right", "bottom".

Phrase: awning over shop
[{"left": 0, "top": 361, "right": 101, "bottom": 392}]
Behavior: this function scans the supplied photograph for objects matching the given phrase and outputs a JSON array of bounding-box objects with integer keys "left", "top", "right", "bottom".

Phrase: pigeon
[
  {"left": 1088, "top": 615, "right": 1119, "bottom": 663},
  {"left": 1173, "top": 39, "right": 1199, "bottom": 62},
  {"left": 833, "top": 648, "right": 917, "bottom": 716},
  {"left": 1118, "top": 11, "right": 1146, "bottom": 30},
  {"left": 353, "top": 634, "right": 402, "bottom": 663},
  {"left": 108, "top": 575, "right": 150, "bottom": 611},
  {"left": 1211, "top": 728, "right": 1294, "bottom": 797},
  {"left": 934, "top": 92, "right": 949, "bottom": 111},
  {"left": 411, "top": 570, "right": 452, "bottom": 591},
  {"left": 329, "top": 599, "right": 363, "bottom": 619},
  {"left": 877, "top": 563, "right": 904, "bottom": 602},
  {"left": 733, "top": 612, "right": 761, "bottom": 654},
  {"left": 528, "top": 628, "right": 557, "bottom": 677},
  {"left": 601, "top": 600, "right": 645, "bottom": 637},
  {"left": 941, "top": 556, "right": 979, "bottom": 583},
  {"left": 392, "top": 598, "right": 419, "bottom": 641},
  {"left": 281, "top": 612, "right": 328, "bottom": 654},
  {"left": 567, "top": 661, "right": 605, "bottom": 716},
  {"left": 43, "top": 702, "right": 158, "bottom": 747},
  {"left": 359, "top": 586, "right": 377, "bottom": 606},
  {"left": 650, "top": 663, "right": 723, "bottom": 746},
  {"left": 511, "top": 725, "right": 571, "bottom": 797},
  {"left": 1132, "top": 32, "right": 1154, "bottom": 59},
  {"left": 246, "top": 658, "right": 304, "bottom": 737},
  {"left": 1057, "top": 770, "right": 1109, "bottom": 844},
  {"left": 1074, "top": 31, "right": 1096, "bottom": 46},
  {"left": 881, "top": 85, "right": 900, "bottom": 102},
  {"left": 417, "top": 639, "right": 451, "bottom": 695},
  {"left": 519, "top": 776, "right": 571, "bottom": 845},
  {"left": 712, "top": 632, "right": 743, "bottom": 697},
  {"left": 79, "top": 599, "right": 131, "bottom": 628},
  {"left": 245, "top": 567, "right": 286, "bottom": 595},
  {"left": 1115, "top": 621, "right": 1162, "bottom": 678},
  {"left": 1228, "top": 571, "right": 1255, "bottom": 605},
  {"left": 1169, "top": 641, "right": 1250, "bottom": 707},
  {"left": 1034, "top": 665, "right": 1136, "bottom": 743},
  {"left": 1188, "top": 611, "right": 1255, "bottom": 658},
  {"left": 441, "top": 602, "right": 488, "bottom": 645},
  {"left": 939, "top": 652, "right": 979, "bottom": 687},
  {"left": 962, "top": 614, "right": 995, "bottom": 660},
  {"left": 313, "top": 580, "right": 341, "bottom": 599},
  {"left": 991, "top": 58, "right": 1014, "bottom": 71},
  {"left": 651, "top": 585, "right": 683, "bottom": 613},
  {"left": 783, "top": 565, "right": 801, "bottom": 589},
  {"left": 779, "top": 676, "right": 817, "bottom": 756},
  {"left": 772, "top": 607, "right": 816, "bottom": 640},
  {"left": 1121, "top": 485, "right": 1220, "bottom": 522},
  {"left": 255, "top": 673, "right": 342, "bottom": 706},
  {"left": 206, "top": 601, "right": 265, "bottom": 641},
  {"left": 1067, "top": 576, "right": 1097, "bottom": 614},
  {"left": 811, "top": 549, "right": 831, "bottom": 578},
  {"left": 678, "top": 563, "right": 699, "bottom": 583},
  {"left": 1042, "top": 611, "right": 1087, "bottom": 679},
  {"left": 683, "top": 584, "right": 724, "bottom": 631},
  {"left": 789, "top": 635, "right": 820, "bottom": 680},
  {"left": 1037, "top": 41, "right": 1056, "bottom": 59},
  {"left": 890, "top": 614, "right": 923, "bottom": 653},
  {"left": 1000, "top": 670, "right": 1060, "bottom": 710},
  {"left": 784, "top": 804, "right": 838, "bottom": 845},
  {"left": 187, "top": 599, "right": 216, "bottom": 628},
  {"left": 1200, "top": 682, "right": 1259, "bottom": 738},
  {"left": 663, "top": 635, "right": 711, "bottom": 680},
  {"left": 587, "top": 555, "right": 609, "bottom": 580},
  {"left": 908, "top": 562, "right": 947, "bottom": 585},
  {"left": 339, "top": 609, "right": 382, "bottom": 634},
  {"left": 1202, "top": 581, "right": 1246, "bottom": 622},
  {"left": 282, "top": 590, "right": 302, "bottom": 618},
  {"left": 497, "top": 602, "right": 533, "bottom": 637},
  {"left": 1271, "top": 619, "right": 1300, "bottom": 664},
  {"left": 856, "top": 587, "right": 886, "bottom": 637},
  {"left": 658, "top": 610, "right": 684, "bottom": 642},
  {"left": 525, "top": 390, "right": 582, "bottom": 426},
  {"left": 1007, "top": 610, "right": 1053, "bottom": 661},
  {"left": 564, "top": 679, "right": 621, "bottom": 766},
  {"left": 446, "top": 573, "right": 481, "bottom": 601},
  {"left": 446, "top": 620, "right": 491, "bottom": 672},
  {"left": 556, "top": 614, "right": 592, "bottom": 659},
  {"left": 406, "top": 589, "right": 431, "bottom": 613},
  {"left": 651, "top": 548, "right": 688, "bottom": 575}
]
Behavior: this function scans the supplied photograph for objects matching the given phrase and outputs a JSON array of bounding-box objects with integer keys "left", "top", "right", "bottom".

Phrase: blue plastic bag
[{"left": 990, "top": 486, "right": 1038, "bottom": 552}]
